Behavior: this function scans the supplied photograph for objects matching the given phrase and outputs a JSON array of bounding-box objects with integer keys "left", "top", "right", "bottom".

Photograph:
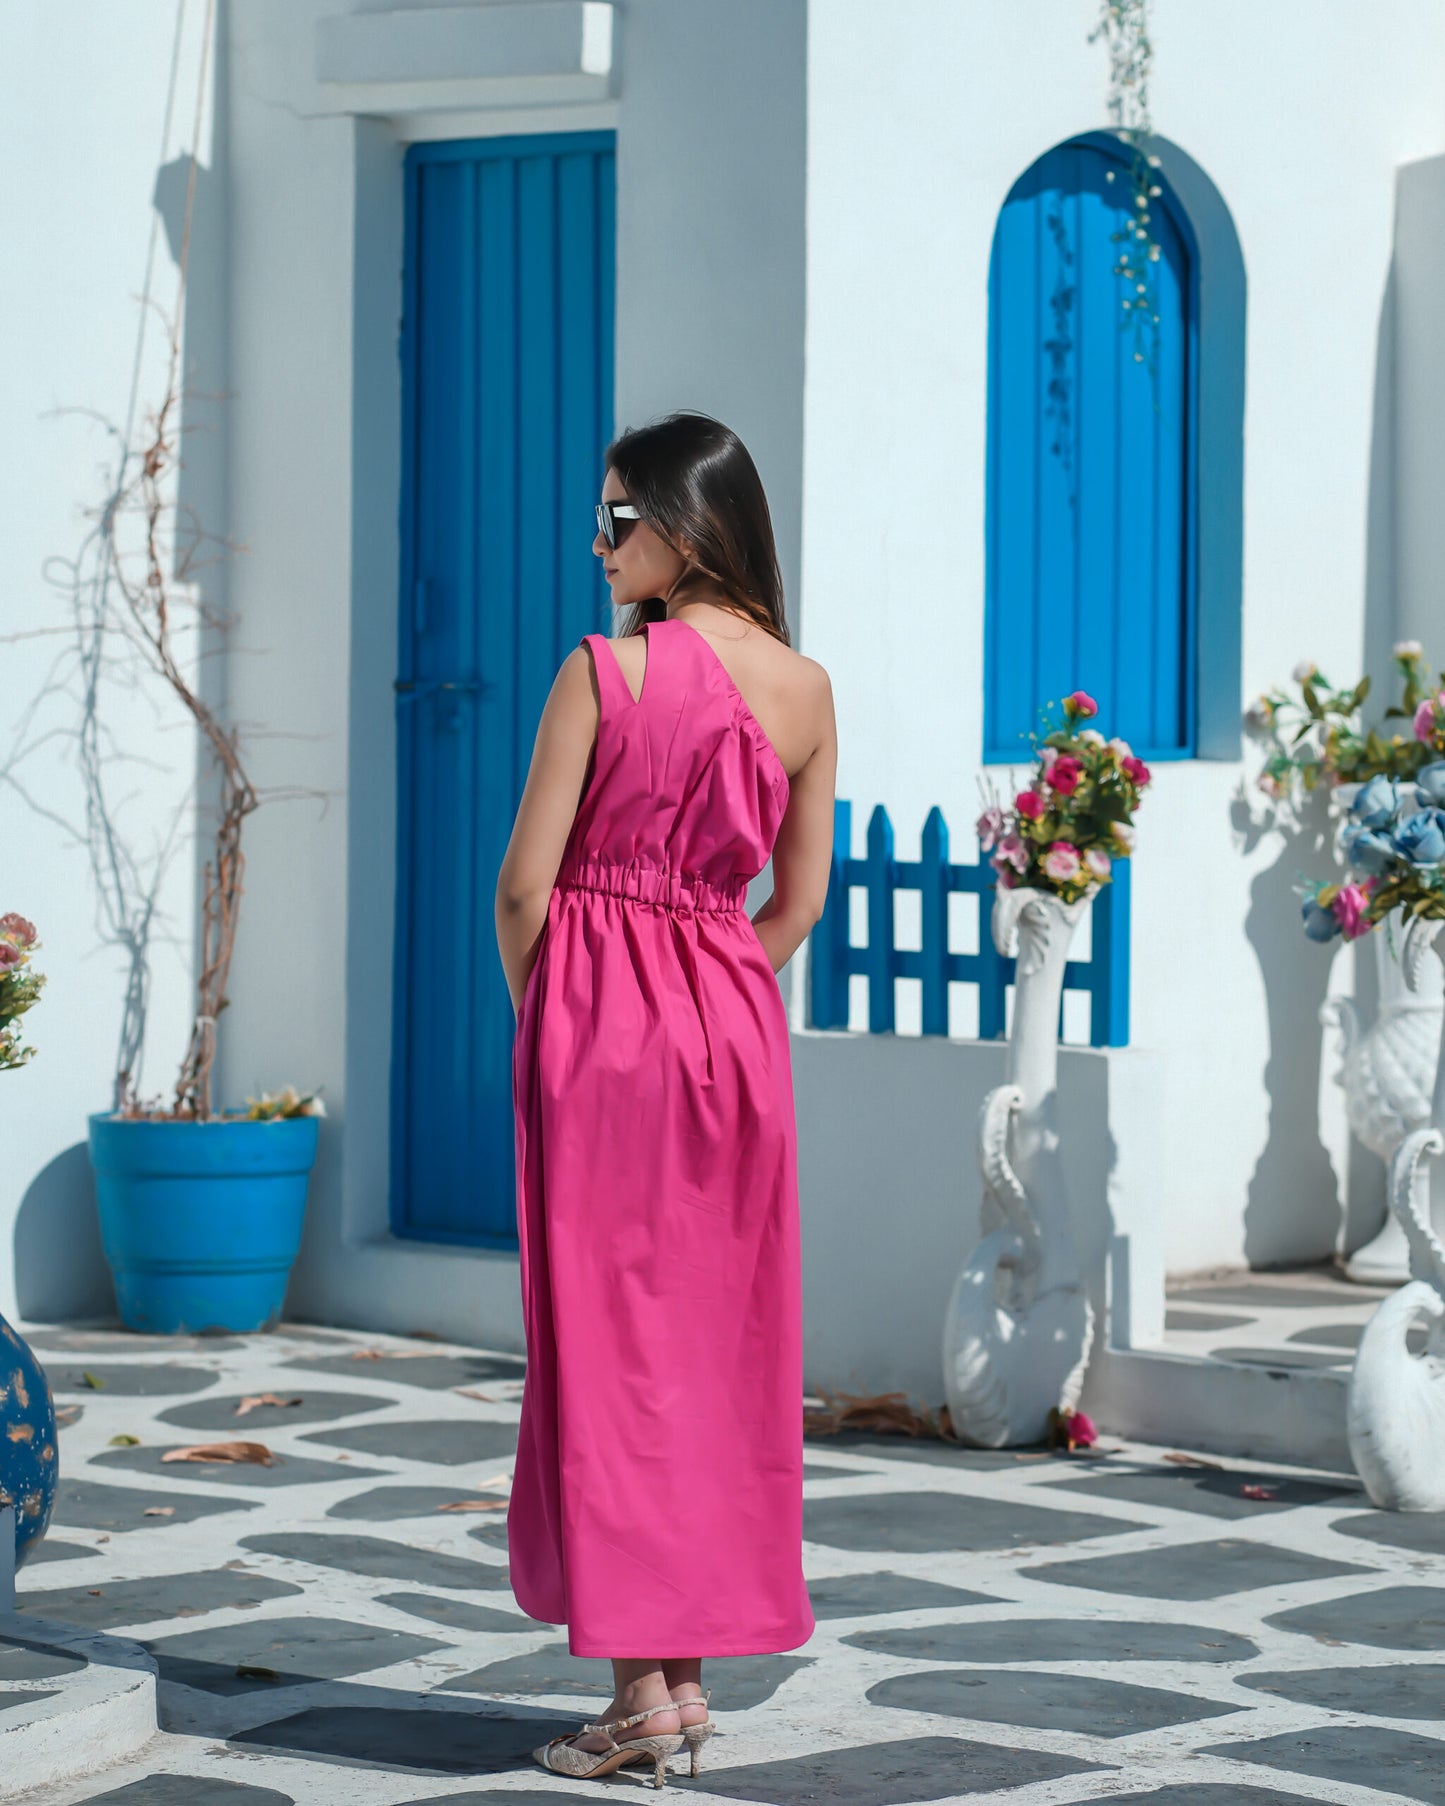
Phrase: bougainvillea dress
[{"left": 507, "top": 614, "right": 815, "bottom": 1658}]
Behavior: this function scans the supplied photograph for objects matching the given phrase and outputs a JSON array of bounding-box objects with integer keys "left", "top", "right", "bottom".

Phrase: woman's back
[
  {"left": 507, "top": 607, "right": 816, "bottom": 1659},
  {"left": 602, "top": 610, "right": 816, "bottom": 784}
]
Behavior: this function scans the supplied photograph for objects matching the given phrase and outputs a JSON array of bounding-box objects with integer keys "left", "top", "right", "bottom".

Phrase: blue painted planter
[
  {"left": 87, "top": 1113, "right": 321, "bottom": 1334},
  {"left": 0, "top": 1311, "right": 58, "bottom": 1570}
]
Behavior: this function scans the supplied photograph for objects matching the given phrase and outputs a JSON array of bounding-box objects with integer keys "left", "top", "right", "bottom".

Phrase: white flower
[
  {"left": 1394, "top": 639, "right": 1424, "bottom": 659},
  {"left": 1078, "top": 728, "right": 1105, "bottom": 746},
  {"left": 1107, "top": 735, "right": 1134, "bottom": 759},
  {"left": 1110, "top": 821, "right": 1137, "bottom": 851},
  {"left": 1085, "top": 847, "right": 1113, "bottom": 878},
  {"left": 1292, "top": 660, "right": 1318, "bottom": 684}
]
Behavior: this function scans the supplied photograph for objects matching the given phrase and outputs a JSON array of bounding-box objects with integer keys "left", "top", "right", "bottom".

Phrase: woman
[{"left": 494, "top": 409, "right": 837, "bottom": 1788}]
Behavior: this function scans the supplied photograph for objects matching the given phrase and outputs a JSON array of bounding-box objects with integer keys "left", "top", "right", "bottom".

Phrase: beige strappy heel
[
  {"left": 670, "top": 1687, "right": 715, "bottom": 1776},
  {"left": 532, "top": 1700, "right": 684, "bottom": 1788}
]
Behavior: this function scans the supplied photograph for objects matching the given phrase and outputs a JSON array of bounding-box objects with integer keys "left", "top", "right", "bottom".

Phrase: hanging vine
[{"left": 1088, "top": 0, "right": 1165, "bottom": 375}]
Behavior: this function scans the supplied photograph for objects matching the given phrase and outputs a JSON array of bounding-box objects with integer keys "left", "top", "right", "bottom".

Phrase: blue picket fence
[{"left": 808, "top": 800, "right": 1130, "bottom": 1047}]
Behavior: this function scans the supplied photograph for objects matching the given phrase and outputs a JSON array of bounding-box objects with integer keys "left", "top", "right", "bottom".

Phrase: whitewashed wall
[
  {"left": 800, "top": 0, "right": 1445, "bottom": 1278},
  {"left": 214, "top": 0, "right": 808, "bottom": 1342},
  {"left": 0, "top": 1, "right": 218, "bottom": 1322},
  {"left": 9, "top": 0, "right": 1445, "bottom": 1395}
]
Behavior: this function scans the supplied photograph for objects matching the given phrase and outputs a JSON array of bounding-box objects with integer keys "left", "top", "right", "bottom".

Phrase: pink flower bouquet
[
  {"left": 976, "top": 693, "right": 1151, "bottom": 905},
  {"left": 0, "top": 912, "right": 46, "bottom": 1071}
]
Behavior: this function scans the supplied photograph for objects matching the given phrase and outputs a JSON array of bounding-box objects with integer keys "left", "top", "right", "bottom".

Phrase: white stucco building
[{"left": 7, "top": 0, "right": 1445, "bottom": 1461}]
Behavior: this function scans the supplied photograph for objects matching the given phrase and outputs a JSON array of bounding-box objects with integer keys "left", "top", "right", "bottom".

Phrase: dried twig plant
[{"left": 0, "top": 2, "right": 329, "bottom": 1122}]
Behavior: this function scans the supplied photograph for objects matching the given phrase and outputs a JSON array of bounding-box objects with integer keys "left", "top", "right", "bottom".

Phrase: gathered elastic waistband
[{"left": 557, "top": 854, "right": 748, "bottom": 915}]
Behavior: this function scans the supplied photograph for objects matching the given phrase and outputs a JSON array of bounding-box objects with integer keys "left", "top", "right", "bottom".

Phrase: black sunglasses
[{"left": 596, "top": 501, "right": 644, "bottom": 549}]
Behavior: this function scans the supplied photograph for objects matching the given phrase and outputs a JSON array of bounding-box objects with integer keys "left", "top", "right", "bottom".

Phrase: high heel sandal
[
  {"left": 670, "top": 1687, "right": 714, "bottom": 1777},
  {"left": 532, "top": 1700, "right": 684, "bottom": 1789}
]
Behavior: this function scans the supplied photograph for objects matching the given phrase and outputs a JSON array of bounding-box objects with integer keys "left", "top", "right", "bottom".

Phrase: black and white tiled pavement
[
  {"left": 1163, "top": 1265, "right": 1406, "bottom": 1372},
  {"left": 6, "top": 1317, "right": 1445, "bottom": 1805}
]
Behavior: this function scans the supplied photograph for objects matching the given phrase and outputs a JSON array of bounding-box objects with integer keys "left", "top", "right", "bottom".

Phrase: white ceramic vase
[
  {"left": 942, "top": 884, "right": 1095, "bottom": 1447},
  {"left": 1346, "top": 915, "right": 1445, "bottom": 1510},
  {"left": 1323, "top": 910, "right": 1443, "bottom": 1285}
]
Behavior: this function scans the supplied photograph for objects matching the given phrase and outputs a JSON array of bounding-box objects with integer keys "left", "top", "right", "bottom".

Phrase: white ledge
[{"left": 315, "top": 3, "right": 614, "bottom": 116}]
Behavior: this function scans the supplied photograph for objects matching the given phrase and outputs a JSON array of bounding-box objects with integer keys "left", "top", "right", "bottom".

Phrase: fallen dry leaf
[
  {"left": 234, "top": 1394, "right": 303, "bottom": 1416},
  {"left": 347, "top": 1347, "right": 436, "bottom": 1361},
  {"left": 235, "top": 1664, "right": 279, "bottom": 1681},
  {"left": 407, "top": 1329, "right": 445, "bottom": 1342},
  {"left": 143, "top": 1506, "right": 176, "bottom": 1517},
  {"left": 435, "top": 1499, "right": 509, "bottom": 1512},
  {"left": 161, "top": 1440, "right": 277, "bottom": 1467},
  {"left": 803, "top": 1388, "right": 955, "bottom": 1441},
  {"left": 1240, "top": 1484, "right": 1280, "bottom": 1501},
  {"left": 1163, "top": 1451, "right": 1224, "bottom": 1470},
  {"left": 455, "top": 1388, "right": 495, "bottom": 1402},
  {"left": 108, "top": 1434, "right": 140, "bottom": 1447},
  {"left": 55, "top": 1406, "right": 82, "bottom": 1426},
  {"left": 80, "top": 1371, "right": 105, "bottom": 1390}
]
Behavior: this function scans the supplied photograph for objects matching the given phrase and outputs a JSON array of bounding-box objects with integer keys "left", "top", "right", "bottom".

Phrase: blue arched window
[{"left": 984, "top": 135, "right": 1201, "bottom": 762}]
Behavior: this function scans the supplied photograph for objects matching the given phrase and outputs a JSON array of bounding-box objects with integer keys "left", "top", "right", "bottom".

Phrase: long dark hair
[{"left": 604, "top": 410, "right": 790, "bottom": 645}]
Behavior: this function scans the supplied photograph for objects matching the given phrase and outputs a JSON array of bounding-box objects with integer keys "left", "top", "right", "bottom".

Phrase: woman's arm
[
  {"left": 751, "top": 663, "right": 838, "bottom": 975},
  {"left": 494, "top": 645, "right": 600, "bottom": 1014}
]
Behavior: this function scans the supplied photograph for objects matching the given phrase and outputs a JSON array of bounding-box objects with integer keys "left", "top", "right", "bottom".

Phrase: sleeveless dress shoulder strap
[{"left": 581, "top": 624, "right": 655, "bottom": 714}]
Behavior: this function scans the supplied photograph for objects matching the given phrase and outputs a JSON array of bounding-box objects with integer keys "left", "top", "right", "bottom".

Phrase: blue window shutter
[
  {"left": 393, "top": 133, "right": 616, "bottom": 1246},
  {"left": 985, "top": 139, "right": 1196, "bottom": 763}
]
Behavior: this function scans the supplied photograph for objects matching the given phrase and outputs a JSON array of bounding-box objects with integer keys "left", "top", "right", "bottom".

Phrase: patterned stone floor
[
  {"left": 6, "top": 1316, "right": 1445, "bottom": 1805},
  {"left": 1163, "top": 1263, "right": 1407, "bottom": 1372}
]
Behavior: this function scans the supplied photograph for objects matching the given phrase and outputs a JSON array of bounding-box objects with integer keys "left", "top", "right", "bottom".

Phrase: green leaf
[
  {"left": 81, "top": 1371, "right": 105, "bottom": 1390},
  {"left": 107, "top": 1433, "right": 140, "bottom": 1447}
]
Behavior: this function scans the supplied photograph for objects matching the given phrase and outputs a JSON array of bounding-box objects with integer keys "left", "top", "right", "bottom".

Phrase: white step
[
  {"left": 0, "top": 1613, "right": 158, "bottom": 1797},
  {"left": 1087, "top": 1343, "right": 1351, "bottom": 1471}
]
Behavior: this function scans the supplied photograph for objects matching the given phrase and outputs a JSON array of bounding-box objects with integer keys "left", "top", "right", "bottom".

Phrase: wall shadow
[
  {"left": 1236, "top": 786, "right": 1342, "bottom": 1265},
  {"left": 13, "top": 1144, "right": 116, "bottom": 1322},
  {"left": 1332, "top": 255, "right": 1399, "bottom": 1257}
]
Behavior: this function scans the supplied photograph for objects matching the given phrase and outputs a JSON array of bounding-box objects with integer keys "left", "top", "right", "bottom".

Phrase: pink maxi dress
[{"left": 507, "top": 614, "right": 816, "bottom": 1659}]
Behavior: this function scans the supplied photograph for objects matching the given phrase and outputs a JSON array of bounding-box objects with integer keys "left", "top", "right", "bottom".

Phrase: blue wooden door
[
  {"left": 392, "top": 131, "right": 616, "bottom": 1245},
  {"left": 984, "top": 138, "right": 1196, "bottom": 763}
]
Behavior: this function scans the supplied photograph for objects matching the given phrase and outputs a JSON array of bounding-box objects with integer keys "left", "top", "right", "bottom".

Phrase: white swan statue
[
  {"left": 1346, "top": 914, "right": 1445, "bottom": 1510},
  {"left": 942, "top": 884, "right": 1095, "bottom": 1447}
]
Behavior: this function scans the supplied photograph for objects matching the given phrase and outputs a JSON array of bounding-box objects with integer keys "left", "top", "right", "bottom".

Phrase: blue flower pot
[
  {"left": 87, "top": 1112, "right": 321, "bottom": 1334},
  {"left": 0, "top": 1311, "right": 58, "bottom": 1570}
]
